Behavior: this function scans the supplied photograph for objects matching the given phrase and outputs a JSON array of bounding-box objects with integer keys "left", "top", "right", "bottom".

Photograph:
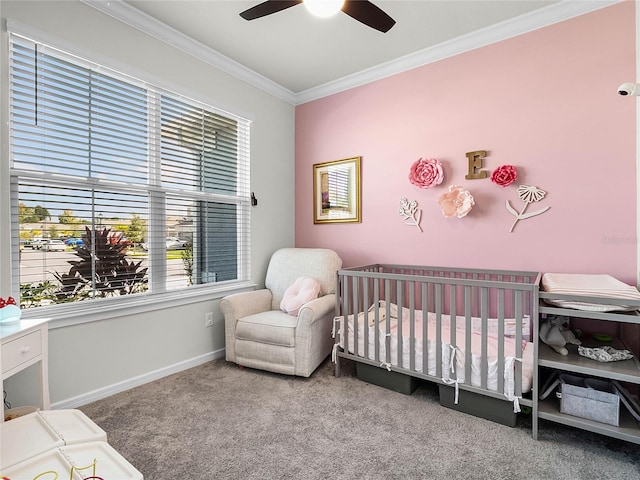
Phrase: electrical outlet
[{"left": 205, "top": 312, "right": 214, "bottom": 327}]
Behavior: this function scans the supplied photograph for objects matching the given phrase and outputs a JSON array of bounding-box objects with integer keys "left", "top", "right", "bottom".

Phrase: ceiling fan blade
[
  {"left": 341, "top": 0, "right": 396, "bottom": 33},
  {"left": 240, "top": 1, "right": 303, "bottom": 20}
]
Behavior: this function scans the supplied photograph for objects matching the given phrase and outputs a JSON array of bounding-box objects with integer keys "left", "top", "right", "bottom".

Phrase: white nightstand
[{"left": 1, "top": 318, "right": 50, "bottom": 421}]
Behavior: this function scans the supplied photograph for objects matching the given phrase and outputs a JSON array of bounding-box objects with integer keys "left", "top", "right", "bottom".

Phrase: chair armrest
[
  {"left": 220, "top": 289, "right": 273, "bottom": 322},
  {"left": 221, "top": 289, "right": 273, "bottom": 364},
  {"left": 295, "top": 294, "right": 337, "bottom": 376},
  {"left": 297, "top": 294, "right": 336, "bottom": 326}
]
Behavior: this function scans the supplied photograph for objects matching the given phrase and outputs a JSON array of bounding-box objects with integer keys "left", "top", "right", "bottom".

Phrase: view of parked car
[
  {"left": 41, "top": 239, "right": 67, "bottom": 251},
  {"left": 165, "top": 237, "right": 188, "bottom": 250},
  {"left": 31, "top": 239, "right": 46, "bottom": 250},
  {"left": 64, "top": 238, "right": 85, "bottom": 247},
  {"left": 141, "top": 237, "right": 189, "bottom": 251}
]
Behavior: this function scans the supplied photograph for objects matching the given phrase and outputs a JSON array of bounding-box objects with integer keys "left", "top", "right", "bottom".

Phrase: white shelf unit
[{"left": 534, "top": 291, "right": 640, "bottom": 444}]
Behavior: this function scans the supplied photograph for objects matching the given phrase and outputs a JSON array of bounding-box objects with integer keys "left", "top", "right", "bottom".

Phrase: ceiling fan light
[{"left": 304, "top": 0, "right": 345, "bottom": 18}]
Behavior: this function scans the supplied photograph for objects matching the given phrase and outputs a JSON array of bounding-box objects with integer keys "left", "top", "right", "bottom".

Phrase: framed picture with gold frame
[{"left": 313, "top": 156, "right": 361, "bottom": 224}]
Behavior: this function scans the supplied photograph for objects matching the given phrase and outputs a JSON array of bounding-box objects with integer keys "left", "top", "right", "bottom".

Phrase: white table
[{"left": 1, "top": 318, "right": 50, "bottom": 421}]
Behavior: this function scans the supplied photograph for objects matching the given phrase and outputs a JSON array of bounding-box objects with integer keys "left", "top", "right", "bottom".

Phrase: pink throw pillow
[{"left": 280, "top": 277, "right": 321, "bottom": 315}]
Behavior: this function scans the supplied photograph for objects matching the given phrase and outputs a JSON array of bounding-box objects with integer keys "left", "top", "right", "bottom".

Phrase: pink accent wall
[{"left": 295, "top": 3, "right": 636, "bottom": 284}]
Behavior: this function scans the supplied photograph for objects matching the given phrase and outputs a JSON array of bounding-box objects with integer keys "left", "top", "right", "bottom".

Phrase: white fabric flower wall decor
[
  {"left": 398, "top": 198, "right": 422, "bottom": 232},
  {"left": 506, "top": 185, "right": 550, "bottom": 232}
]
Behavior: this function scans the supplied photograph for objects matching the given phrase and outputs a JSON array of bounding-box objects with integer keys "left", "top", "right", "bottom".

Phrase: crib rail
[{"left": 334, "top": 264, "right": 541, "bottom": 404}]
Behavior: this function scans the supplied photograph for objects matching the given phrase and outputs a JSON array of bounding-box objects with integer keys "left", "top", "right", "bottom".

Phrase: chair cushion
[
  {"left": 265, "top": 248, "right": 342, "bottom": 310},
  {"left": 280, "top": 277, "right": 320, "bottom": 315},
  {"left": 235, "top": 310, "right": 298, "bottom": 347}
]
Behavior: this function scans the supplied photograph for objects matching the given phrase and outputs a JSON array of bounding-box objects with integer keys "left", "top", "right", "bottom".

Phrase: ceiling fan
[{"left": 239, "top": 0, "right": 396, "bottom": 33}]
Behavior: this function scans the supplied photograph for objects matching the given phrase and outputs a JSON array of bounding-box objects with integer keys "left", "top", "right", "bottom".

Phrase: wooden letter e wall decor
[{"left": 464, "top": 150, "right": 488, "bottom": 179}]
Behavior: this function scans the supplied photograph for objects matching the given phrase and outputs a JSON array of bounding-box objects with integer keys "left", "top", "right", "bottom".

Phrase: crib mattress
[{"left": 336, "top": 301, "right": 533, "bottom": 395}]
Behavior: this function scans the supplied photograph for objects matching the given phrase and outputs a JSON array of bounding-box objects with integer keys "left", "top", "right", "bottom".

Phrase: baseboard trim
[{"left": 52, "top": 349, "right": 226, "bottom": 409}]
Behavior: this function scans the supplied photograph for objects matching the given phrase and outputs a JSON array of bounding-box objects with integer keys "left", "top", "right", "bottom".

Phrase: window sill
[{"left": 19, "top": 282, "right": 257, "bottom": 330}]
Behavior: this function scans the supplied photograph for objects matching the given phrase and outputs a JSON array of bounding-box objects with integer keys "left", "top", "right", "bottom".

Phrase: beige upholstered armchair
[{"left": 220, "top": 248, "right": 342, "bottom": 377}]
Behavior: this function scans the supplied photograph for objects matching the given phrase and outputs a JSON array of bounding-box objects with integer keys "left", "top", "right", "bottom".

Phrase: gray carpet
[{"left": 80, "top": 358, "right": 640, "bottom": 480}]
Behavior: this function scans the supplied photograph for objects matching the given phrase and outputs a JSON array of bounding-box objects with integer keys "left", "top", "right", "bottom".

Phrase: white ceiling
[{"left": 87, "top": 0, "right": 617, "bottom": 104}]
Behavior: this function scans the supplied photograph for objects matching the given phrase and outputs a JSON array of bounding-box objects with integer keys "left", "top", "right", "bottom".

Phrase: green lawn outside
[{"left": 127, "top": 249, "right": 188, "bottom": 261}]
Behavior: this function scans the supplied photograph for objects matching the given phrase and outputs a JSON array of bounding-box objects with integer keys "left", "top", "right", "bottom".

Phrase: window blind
[
  {"left": 9, "top": 32, "right": 251, "bottom": 308},
  {"left": 327, "top": 164, "right": 351, "bottom": 210}
]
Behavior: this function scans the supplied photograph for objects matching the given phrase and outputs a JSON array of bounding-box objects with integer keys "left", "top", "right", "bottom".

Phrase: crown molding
[
  {"left": 80, "top": 0, "right": 298, "bottom": 105},
  {"left": 296, "top": 0, "right": 622, "bottom": 104},
  {"left": 82, "top": 0, "right": 620, "bottom": 107}
]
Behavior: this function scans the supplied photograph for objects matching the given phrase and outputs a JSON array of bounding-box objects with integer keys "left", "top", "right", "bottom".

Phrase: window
[
  {"left": 325, "top": 164, "right": 351, "bottom": 210},
  {"left": 9, "top": 33, "right": 251, "bottom": 310}
]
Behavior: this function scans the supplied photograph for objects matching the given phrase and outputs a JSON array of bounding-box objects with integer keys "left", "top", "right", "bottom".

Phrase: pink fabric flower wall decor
[
  {"left": 408, "top": 157, "right": 444, "bottom": 189},
  {"left": 491, "top": 164, "right": 518, "bottom": 187},
  {"left": 438, "top": 185, "right": 475, "bottom": 218}
]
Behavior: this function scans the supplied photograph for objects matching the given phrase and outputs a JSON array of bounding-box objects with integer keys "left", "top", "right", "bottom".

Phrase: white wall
[{"left": 0, "top": 1, "right": 295, "bottom": 407}]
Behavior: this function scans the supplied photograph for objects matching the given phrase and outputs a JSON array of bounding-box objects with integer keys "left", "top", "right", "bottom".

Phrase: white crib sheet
[{"left": 336, "top": 301, "right": 533, "bottom": 394}]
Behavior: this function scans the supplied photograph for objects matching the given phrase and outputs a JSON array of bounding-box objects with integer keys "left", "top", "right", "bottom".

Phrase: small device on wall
[
  {"left": 251, "top": 192, "right": 258, "bottom": 206},
  {"left": 617, "top": 82, "right": 640, "bottom": 96}
]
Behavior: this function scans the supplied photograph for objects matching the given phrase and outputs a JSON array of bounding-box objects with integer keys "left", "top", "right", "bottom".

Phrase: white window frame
[{"left": 6, "top": 26, "right": 254, "bottom": 328}]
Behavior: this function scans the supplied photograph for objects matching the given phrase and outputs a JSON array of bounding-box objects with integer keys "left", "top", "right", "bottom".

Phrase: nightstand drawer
[{"left": 2, "top": 330, "right": 42, "bottom": 374}]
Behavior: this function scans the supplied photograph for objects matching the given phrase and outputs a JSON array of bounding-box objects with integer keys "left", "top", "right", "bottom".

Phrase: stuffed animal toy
[{"left": 539, "top": 315, "right": 581, "bottom": 355}]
